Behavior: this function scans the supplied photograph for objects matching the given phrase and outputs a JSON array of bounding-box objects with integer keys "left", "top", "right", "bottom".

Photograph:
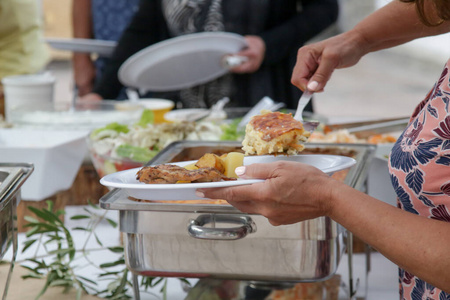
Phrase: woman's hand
[
  {"left": 196, "top": 161, "right": 339, "bottom": 226},
  {"left": 291, "top": 30, "right": 369, "bottom": 93},
  {"left": 73, "top": 53, "right": 96, "bottom": 96},
  {"left": 230, "top": 35, "right": 266, "bottom": 74},
  {"left": 79, "top": 93, "right": 103, "bottom": 102}
]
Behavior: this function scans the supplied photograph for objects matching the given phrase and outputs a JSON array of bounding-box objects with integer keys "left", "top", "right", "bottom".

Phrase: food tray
[
  {"left": 0, "top": 163, "right": 34, "bottom": 299},
  {"left": 100, "top": 141, "right": 375, "bottom": 282}
]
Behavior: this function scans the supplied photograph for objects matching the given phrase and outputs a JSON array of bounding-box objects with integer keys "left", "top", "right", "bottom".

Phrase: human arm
[
  {"left": 291, "top": 0, "right": 450, "bottom": 92},
  {"left": 72, "top": 0, "right": 96, "bottom": 97},
  {"left": 231, "top": 0, "right": 338, "bottom": 74},
  {"left": 259, "top": 0, "right": 339, "bottom": 65},
  {"left": 92, "top": 0, "right": 165, "bottom": 99},
  {"left": 196, "top": 161, "right": 450, "bottom": 292}
]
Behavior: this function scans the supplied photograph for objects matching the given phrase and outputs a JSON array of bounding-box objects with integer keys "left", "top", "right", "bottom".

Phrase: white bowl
[
  {"left": 0, "top": 129, "right": 89, "bottom": 201},
  {"left": 130, "top": 98, "right": 175, "bottom": 123}
]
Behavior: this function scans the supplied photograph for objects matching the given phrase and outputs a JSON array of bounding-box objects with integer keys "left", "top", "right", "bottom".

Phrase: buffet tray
[
  {"left": 0, "top": 163, "right": 34, "bottom": 259},
  {"left": 101, "top": 141, "right": 374, "bottom": 213},
  {"left": 100, "top": 141, "right": 375, "bottom": 282},
  {"left": 0, "top": 163, "right": 34, "bottom": 299}
]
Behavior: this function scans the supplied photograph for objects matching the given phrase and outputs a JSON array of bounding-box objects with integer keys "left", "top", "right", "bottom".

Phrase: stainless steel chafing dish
[
  {"left": 100, "top": 141, "right": 375, "bottom": 283},
  {"left": 0, "top": 163, "right": 34, "bottom": 299}
]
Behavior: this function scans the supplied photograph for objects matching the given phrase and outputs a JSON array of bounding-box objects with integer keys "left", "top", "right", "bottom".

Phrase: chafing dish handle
[{"left": 188, "top": 214, "right": 256, "bottom": 240}]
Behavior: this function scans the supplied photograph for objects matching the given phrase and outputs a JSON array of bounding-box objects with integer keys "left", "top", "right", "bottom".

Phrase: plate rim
[
  {"left": 100, "top": 154, "right": 357, "bottom": 190},
  {"left": 118, "top": 32, "right": 247, "bottom": 91},
  {"left": 45, "top": 38, "right": 117, "bottom": 56}
]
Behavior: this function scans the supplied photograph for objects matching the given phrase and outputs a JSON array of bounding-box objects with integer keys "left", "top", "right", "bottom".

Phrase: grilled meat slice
[{"left": 136, "top": 164, "right": 237, "bottom": 184}]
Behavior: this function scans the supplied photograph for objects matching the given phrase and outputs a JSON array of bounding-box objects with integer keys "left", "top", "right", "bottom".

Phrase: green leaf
[
  {"left": 70, "top": 215, "right": 91, "bottom": 220},
  {"left": 220, "top": 118, "right": 245, "bottom": 141},
  {"left": 87, "top": 200, "right": 101, "bottom": 210},
  {"left": 46, "top": 200, "right": 54, "bottom": 213},
  {"left": 48, "top": 248, "right": 76, "bottom": 258},
  {"left": 72, "top": 227, "right": 90, "bottom": 231},
  {"left": 107, "top": 247, "right": 124, "bottom": 253},
  {"left": 94, "top": 233, "right": 103, "bottom": 247},
  {"left": 135, "top": 109, "right": 154, "bottom": 127},
  {"left": 28, "top": 206, "right": 62, "bottom": 225},
  {"left": 77, "top": 275, "right": 97, "bottom": 285},
  {"left": 98, "top": 271, "right": 121, "bottom": 277},
  {"left": 115, "top": 144, "right": 158, "bottom": 162},
  {"left": 112, "top": 268, "right": 128, "bottom": 297},
  {"left": 49, "top": 279, "right": 73, "bottom": 287},
  {"left": 21, "top": 273, "right": 44, "bottom": 280},
  {"left": 106, "top": 218, "right": 118, "bottom": 228},
  {"left": 100, "top": 259, "right": 125, "bottom": 268},
  {"left": 24, "top": 216, "right": 39, "bottom": 223},
  {"left": 91, "top": 122, "right": 130, "bottom": 139},
  {"left": 22, "top": 239, "right": 37, "bottom": 252}
]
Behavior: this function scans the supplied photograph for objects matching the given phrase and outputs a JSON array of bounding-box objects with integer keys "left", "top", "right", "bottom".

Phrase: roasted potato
[
  {"left": 224, "top": 152, "right": 244, "bottom": 178},
  {"left": 195, "top": 153, "right": 226, "bottom": 174}
]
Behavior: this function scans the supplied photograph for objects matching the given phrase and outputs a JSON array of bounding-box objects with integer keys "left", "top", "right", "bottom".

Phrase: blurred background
[{"left": 39, "top": 0, "right": 450, "bottom": 123}]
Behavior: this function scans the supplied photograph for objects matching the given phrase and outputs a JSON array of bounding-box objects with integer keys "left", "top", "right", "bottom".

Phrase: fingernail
[
  {"left": 235, "top": 166, "right": 246, "bottom": 176},
  {"left": 195, "top": 190, "right": 205, "bottom": 198},
  {"left": 307, "top": 81, "right": 319, "bottom": 91}
]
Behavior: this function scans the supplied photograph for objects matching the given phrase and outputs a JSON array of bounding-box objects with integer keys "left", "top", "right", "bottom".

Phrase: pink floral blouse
[{"left": 388, "top": 59, "right": 450, "bottom": 300}]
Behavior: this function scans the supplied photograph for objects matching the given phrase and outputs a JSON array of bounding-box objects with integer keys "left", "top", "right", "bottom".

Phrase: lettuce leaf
[
  {"left": 115, "top": 144, "right": 159, "bottom": 163},
  {"left": 135, "top": 109, "right": 154, "bottom": 127},
  {"left": 90, "top": 122, "right": 129, "bottom": 138}
]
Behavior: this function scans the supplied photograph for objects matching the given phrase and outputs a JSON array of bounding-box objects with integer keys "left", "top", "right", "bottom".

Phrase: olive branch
[{"left": 18, "top": 200, "right": 189, "bottom": 300}]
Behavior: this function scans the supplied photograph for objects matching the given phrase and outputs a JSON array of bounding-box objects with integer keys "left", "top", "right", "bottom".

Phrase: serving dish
[
  {"left": 100, "top": 154, "right": 356, "bottom": 201},
  {"left": 0, "top": 129, "right": 88, "bottom": 201},
  {"left": 46, "top": 38, "right": 117, "bottom": 56},
  {"left": 100, "top": 141, "right": 376, "bottom": 282},
  {"left": 8, "top": 100, "right": 143, "bottom": 130},
  {"left": 0, "top": 163, "right": 34, "bottom": 299}
]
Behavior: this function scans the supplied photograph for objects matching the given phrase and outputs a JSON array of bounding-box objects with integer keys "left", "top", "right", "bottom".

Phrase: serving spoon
[{"left": 293, "top": 89, "right": 319, "bottom": 133}]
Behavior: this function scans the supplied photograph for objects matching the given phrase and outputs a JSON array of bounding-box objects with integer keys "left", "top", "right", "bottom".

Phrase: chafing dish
[
  {"left": 0, "top": 163, "right": 34, "bottom": 299},
  {"left": 100, "top": 141, "right": 375, "bottom": 283}
]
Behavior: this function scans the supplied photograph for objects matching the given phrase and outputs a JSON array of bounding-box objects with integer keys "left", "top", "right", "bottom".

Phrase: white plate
[
  {"left": 118, "top": 32, "right": 247, "bottom": 92},
  {"left": 46, "top": 38, "right": 117, "bottom": 57},
  {"left": 100, "top": 154, "right": 356, "bottom": 201}
]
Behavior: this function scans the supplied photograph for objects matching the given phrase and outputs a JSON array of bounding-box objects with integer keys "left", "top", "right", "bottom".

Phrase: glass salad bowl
[{"left": 86, "top": 115, "right": 236, "bottom": 178}]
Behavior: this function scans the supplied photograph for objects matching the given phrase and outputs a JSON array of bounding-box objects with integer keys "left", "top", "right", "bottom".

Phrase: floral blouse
[{"left": 388, "top": 59, "right": 450, "bottom": 300}]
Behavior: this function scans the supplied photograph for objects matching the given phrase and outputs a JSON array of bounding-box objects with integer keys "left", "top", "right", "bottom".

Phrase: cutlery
[
  {"left": 293, "top": 89, "right": 319, "bottom": 133},
  {"left": 185, "top": 97, "right": 230, "bottom": 122}
]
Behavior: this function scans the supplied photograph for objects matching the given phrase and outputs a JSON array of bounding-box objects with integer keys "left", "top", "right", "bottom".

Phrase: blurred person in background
[
  {"left": 198, "top": 0, "right": 450, "bottom": 298},
  {"left": 80, "top": 0, "right": 339, "bottom": 110},
  {"left": 72, "top": 0, "right": 140, "bottom": 99},
  {"left": 0, "top": 0, "right": 50, "bottom": 117}
]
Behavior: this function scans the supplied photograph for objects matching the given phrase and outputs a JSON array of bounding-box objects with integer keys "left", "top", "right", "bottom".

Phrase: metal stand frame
[{"left": 2, "top": 198, "right": 18, "bottom": 300}]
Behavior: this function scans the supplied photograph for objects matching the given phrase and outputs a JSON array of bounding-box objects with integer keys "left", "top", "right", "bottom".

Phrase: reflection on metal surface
[
  {"left": 188, "top": 214, "right": 256, "bottom": 240},
  {"left": 0, "top": 163, "right": 33, "bottom": 300},
  {"left": 100, "top": 141, "right": 376, "bottom": 285}
]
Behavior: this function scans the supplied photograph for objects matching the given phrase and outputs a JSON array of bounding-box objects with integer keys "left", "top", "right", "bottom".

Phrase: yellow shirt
[{"left": 0, "top": 0, "right": 50, "bottom": 80}]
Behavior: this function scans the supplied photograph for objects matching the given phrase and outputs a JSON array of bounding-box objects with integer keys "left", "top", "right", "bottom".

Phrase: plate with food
[{"left": 100, "top": 152, "right": 356, "bottom": 201}]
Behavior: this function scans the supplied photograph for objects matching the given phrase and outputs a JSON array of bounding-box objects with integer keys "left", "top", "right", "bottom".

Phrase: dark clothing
[{"left": 93, "top": 0, "right": 339, "bottom": 109}]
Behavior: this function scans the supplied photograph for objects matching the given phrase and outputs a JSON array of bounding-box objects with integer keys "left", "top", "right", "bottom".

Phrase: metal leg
[
  {"left": 132, "top": 274, "right": 140, "bottom": 300},
  {"left": 347, "top": 230, "right": 355, "bottom": 299},
  {"left": 2, "top": 199, "right": 18, "bottom": 300}
]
